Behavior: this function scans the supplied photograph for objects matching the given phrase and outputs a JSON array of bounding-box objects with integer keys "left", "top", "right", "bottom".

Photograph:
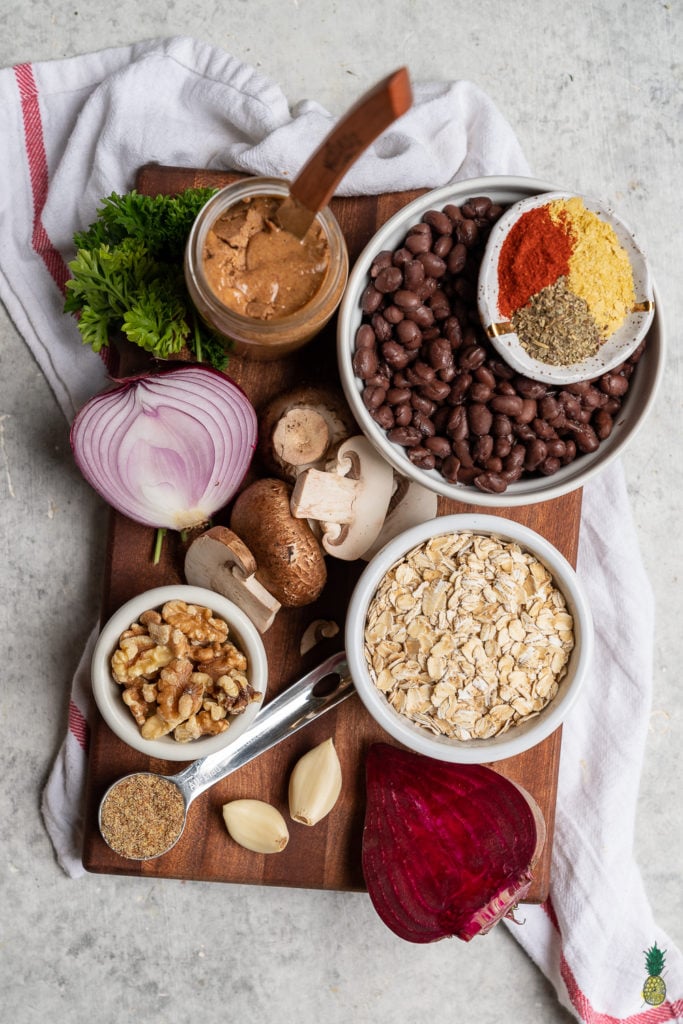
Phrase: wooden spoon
[{"left": 276, "top": 67, "right": 413, "bottom": 238}]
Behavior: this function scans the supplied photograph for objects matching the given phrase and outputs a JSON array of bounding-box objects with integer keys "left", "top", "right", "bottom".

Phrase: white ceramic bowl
[
  {"left": 337, "top": 175, "right": 665, "bottom": 508},
  {"left": 477, "top": 190, "right": 655, "bottom": 386},
  {"left": 345, "top": 514, "right": 593, "bottom": 763},
  {"left": 91, "top": 585, "right": 268, "bottom": 761}
]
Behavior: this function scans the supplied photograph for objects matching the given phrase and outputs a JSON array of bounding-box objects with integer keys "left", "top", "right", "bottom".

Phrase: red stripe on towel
[
  {"left": 14, "top": 63, "right": 71, "bottom": 294},
  {"left": 68, "top": 700, "right": 89, "bottom": 752},
  {"left": 542, "top": 898, "right": 682, "bottom": 1023}
]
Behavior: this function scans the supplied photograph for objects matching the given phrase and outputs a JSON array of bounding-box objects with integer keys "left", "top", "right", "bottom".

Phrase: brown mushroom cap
[
  {"left": 257, "top": 384, "right": 356, "bottom": 482},
  {"left": 229, "top": 478, "right": 327, "bottom": 607}
]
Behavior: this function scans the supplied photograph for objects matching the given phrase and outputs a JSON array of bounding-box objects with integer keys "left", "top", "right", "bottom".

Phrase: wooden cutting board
[{"left": 81, "top": 164, "right": 582, "bottom": 896}]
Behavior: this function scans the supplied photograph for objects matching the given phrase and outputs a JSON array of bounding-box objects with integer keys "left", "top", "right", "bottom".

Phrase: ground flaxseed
[
  {"left": 99, "top": 773, "right": 186, "bottom": 860},
  {"left": 512, "top": 275, "right": 602, "bottom": 365}
]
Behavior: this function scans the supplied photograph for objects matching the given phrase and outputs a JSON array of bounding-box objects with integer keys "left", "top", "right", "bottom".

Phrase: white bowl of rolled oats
[
  {"left": 91, "top": 585, "right": 268, "bottom": 761},
  {"left": 345, "top": 514, "right": 593, "bottom": 763}
]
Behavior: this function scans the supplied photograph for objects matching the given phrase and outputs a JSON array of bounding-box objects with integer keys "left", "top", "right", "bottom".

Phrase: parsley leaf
[{"left": 65, "top": 187, "right": 228, "bottom": 370}]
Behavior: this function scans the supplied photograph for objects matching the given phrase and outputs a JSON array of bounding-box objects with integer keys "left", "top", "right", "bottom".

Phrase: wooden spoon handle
[{"left": 289, "top": 67, "right": 413, "bottom": 213}]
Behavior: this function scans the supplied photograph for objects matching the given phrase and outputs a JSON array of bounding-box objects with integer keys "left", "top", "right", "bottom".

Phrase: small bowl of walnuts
[{"left": 91, "top": 585, "right": 269, "bottom": 761}]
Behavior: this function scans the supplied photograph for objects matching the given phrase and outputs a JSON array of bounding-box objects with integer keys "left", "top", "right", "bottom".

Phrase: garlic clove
[
  {"left": 288, "top": 737, "right": 342, "bottom": 826},
  {"left": 222, "top": 798, "right": 289, "bottom": 854}
]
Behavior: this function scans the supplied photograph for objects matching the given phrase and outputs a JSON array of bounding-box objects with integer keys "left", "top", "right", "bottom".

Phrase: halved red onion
[
  {"left": 70, "top": 366, "right": 258, "bottom": 530},
  {"left": 362, "top": 743, "right": 546, "bottom": 943}
]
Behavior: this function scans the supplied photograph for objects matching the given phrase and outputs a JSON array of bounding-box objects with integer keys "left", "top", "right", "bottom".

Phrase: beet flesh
[{"left": 362, "top": 743, "right": 546, "bottom": 943}]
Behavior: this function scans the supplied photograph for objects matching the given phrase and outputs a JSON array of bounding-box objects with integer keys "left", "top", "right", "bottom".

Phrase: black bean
[
  {"left": 441, "top": 455, "right": 461, "bottom": 482},
  {"left": 446, "top": 406, "right": 469, "bottom": 440},
  {"left": 459, "top": 345, "right": 487, "bottom": 371},
  {"left": 594, "top": 410, "right": 614, "bottom": 440},
  {"left": 388, "top": 426, "right": 422, "bottom": 447},
  {"left": 361, "top": 284, "right": 383, "bottom": 315},
  {"left": 352, "top": 347, "right": 379, "bottom": 379},
  {"left": 371, "top": 405, "right": 394, "bottom": 430},
  {"left": 386, "top": 387, "right": 411, "bottom": 406},
  {"left": 490, "top": 394, "right": 524, "bottom": 417},
  {"left": 362, "top": 385, "right": 386, "bottom": 410},
  {"left": 433, "top": 235, "right": 453, "bottom": 259},
  {"left": 455, "top": 218, "right": 478, "bottom": 247},
  {"left": 515, "top": 376, "right": 548, "bottom": 399},
  {"left": 468, "top": 403, "right": 493, "bottom": 436},
  {"left": 394, "top": 403, "right": 413, "bottom": 427},
  {"left": 382, "top": 341, "right": 412, "bottom": 369},
  {"left": 405, "top": 305, "right": 435, "bottom": 328},
  {"left": 405, "top": 232, "right": 432, "bottom": 255},
  {"left": 355, "top": 323, "right": 376, "bottom": 349},
  {"left": 472, "top": 435, "right": 494, "bottom": 464},
  {"left": 427, "top": 337, "right": 453, "bottom": 372},
  {"left": 423, "top": 209, "right": 453, "bottom": 234},
  {"left": 371, "top": 313, "right": 393, "bottom": 343},
  {"left": 473, "top": 472, "right": 507, "bottom": 493},
  {"left": 448, "top": 373, "right": 472, "bottom": 404},
  {"left": 403, "top": 259, "right": 425, "bottom": 291},
  {"left": 418, "top": 252, "right": 447, "bottom": 277},
  {"left": 369, "top": 250, "right": 393, "bottom": 277},
  {"left": 424, "top": 436, "right": 452, "bottom": 458},
  {"left": 420, "top": 379, "right": 452, "bottom": 402},
  {"left": 374, "top": 265, "right": 404, "bottom": 293},
  {"left": 407, "top": 446, "right": 436, "bottom": 470},
  {"left": 411, "top": 392, "right": 436, "bottom": 416},
  {"left": 395, "top": 318, "right": 422, "bottom": 348},
  {"left": 383, "top": 304, "right": 404, "bottom": 324}
]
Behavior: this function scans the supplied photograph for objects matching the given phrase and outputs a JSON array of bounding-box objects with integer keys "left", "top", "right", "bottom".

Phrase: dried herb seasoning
[{"left": 511, "top": 276, "right": 602, "bottom": 365}]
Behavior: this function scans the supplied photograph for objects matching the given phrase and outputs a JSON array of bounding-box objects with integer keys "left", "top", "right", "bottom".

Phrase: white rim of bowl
[
  {"left": 345, "top": 514, "right": 595, "bottom": 763},
  {"left": 337, "top": 175, "right": 665, "bottom": 508},
  {"left": 477, "top": 190, "right": 655, "bottom": 385},
  {"left": 90, "top": 584, "right": 268, "bottom": 761}
]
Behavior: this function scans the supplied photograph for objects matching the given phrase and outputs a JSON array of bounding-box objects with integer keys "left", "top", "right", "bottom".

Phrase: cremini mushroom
[
  {"left": 229, "top": 478, "right": 327, "bottom": 607},
  {"left": 257, "top": 384, "right": 356, "bottom": 483},
  {"left": 290, "top": 435, "right": 394, "bottom": 561},
  {"left": 183, "top": 525, "right": 282, "bottom": 634}
]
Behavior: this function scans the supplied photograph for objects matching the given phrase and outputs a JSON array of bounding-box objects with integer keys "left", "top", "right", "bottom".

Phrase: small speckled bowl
[
  {"left": 91, "top": 585, "right": 268, "bottom": 762},
  {"left": 477, "top": 190, "right": 655, "bottom": 385},
  {"left": 345, "top": 514, "right": 593, "bottom": 764}
]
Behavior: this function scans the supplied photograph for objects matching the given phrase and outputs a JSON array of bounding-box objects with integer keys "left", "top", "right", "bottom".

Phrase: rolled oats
[{"left": 364, "top": 532, "right": 575, "bottom": 741}]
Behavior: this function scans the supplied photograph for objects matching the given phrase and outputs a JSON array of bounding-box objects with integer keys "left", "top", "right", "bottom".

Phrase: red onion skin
[
  {"left": 70, "top": 366, "right": 258, "bottom": 530},
  {"left": 362, "top": 743, "right": 546, "bottom": 943}
]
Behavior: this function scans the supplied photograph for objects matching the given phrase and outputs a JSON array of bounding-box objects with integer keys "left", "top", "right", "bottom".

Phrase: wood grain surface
[{"left": 81, "top": 164, "right": 583, "bottom": 896}]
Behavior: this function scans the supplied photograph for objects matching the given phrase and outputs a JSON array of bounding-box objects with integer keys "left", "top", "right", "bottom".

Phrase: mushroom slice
[
  {"left": 299, "top": 619, "right": 340, "bottom": 656},
  {"left": 184, "top": 525, "right": 281, "bottom": 634},
  {"left": 257, "top": 385, "right": 356, "bottom": 483},
  {"left": 361, "top": 476, "right": 439, "bottom": 561},
  {"left": 290, "top": 435, "right": 394, "bottom": 561}
]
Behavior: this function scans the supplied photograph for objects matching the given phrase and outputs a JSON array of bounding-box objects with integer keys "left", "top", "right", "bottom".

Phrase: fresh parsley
[{"left": 64, "top": 188, "right": 228, "bottom": 369}]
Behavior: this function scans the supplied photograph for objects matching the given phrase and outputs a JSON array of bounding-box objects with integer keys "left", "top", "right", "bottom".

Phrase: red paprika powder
[{"left": 497, "top": 204, "right": 573, "bottom": 318}]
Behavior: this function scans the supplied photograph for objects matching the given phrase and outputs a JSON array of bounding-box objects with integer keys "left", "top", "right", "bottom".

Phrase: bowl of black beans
[{"left": 336, "top": 176, "right": 664, "bottom": 505}]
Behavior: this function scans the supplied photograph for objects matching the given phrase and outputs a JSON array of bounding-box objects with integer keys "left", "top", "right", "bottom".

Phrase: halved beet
[{"left": 362, "top": 743, "right": 546, "bottom": 943}]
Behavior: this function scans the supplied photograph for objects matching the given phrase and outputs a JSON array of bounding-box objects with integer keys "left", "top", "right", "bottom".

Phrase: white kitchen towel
[{"left": 1, "top": 35, "right": 680, "bottom": 1024}]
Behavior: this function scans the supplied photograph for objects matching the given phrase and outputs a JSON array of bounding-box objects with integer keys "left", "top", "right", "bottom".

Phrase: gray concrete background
[{"left": 0, "top": 3, "right": 680, "bottom": 1023}]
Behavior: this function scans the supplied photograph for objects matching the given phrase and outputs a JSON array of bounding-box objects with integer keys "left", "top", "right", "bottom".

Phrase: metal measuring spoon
[{"left": 98, "top": 651, "right": 353, "bottom": 861}]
